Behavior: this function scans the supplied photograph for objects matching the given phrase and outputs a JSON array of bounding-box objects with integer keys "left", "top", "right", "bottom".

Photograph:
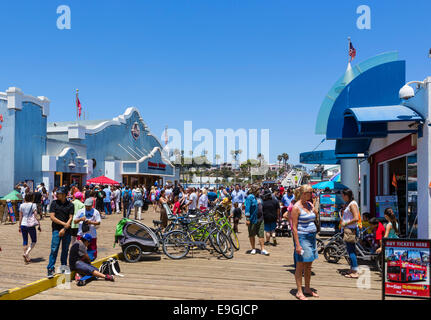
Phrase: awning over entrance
[{"left": 342, "top": 105, "right": 424, "bottom": 139}]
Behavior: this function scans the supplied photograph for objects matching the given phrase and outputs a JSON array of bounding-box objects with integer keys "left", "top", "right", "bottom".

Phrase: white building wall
[{"left": 414, "top": 78, "right": 431, "bottom": 238}]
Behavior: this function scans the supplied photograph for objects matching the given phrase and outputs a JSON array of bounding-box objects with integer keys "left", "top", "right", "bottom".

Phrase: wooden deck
[{"left": 0, "top": 207, "right": 393, "bottom": 300}]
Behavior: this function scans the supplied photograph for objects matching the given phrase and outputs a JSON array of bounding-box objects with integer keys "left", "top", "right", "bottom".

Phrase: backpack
[
  {"left": 99, "top": 257, "right": 123, "bottom": 277},
  {"left": 123, "top": 191, "right": 131, "bottom": 202}
]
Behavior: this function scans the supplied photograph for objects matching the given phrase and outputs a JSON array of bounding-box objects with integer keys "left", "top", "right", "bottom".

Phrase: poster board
[
  {"left": 382, "top": 239, "right": 431, "bottom": 300},
  {"left": 319, "top": 193, "right": 343, "bottom": 234},
  {"left": 375, "top": 195, "right": 399, "bottom": 219}
]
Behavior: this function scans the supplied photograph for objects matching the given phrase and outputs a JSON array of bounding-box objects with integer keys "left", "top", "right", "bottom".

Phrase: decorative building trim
[{"left": 3, "top": 87, "right": 50, "bottom": 117}]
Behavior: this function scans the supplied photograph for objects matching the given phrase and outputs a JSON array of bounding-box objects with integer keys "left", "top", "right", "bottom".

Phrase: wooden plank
[{"left": 0, "top": 207, "right": 396, "bottom": 300}]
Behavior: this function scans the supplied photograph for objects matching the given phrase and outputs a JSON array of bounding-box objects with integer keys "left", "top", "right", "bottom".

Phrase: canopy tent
[
  {"left": 0, "top": 190, "right": 23, "bottom": 201},
  {"left": 86, "top": 175, "right": 120, "bottom": 186},
  {"left": 312, "top": 181, "right": 348, "bottom": 190}
]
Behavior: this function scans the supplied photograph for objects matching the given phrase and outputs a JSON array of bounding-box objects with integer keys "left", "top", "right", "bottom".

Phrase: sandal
[
  {"left": 304, "top": 290, "right": 319, "bottom": 298},
  {"left": 295, "top": 293, "right": 308, "bottom": 300},
  {"left": 23, "top": 254, "right": 30, "bottom": 264},
  {"left": 344, "top": 273, "right": 359, "bottom": 278}
]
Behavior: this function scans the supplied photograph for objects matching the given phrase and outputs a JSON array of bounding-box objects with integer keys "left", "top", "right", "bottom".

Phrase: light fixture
[
  {"left": 399, "top": 81, "right": 425, "bottom": 100},
  {"left": 68, "top": 161, "right": 76, "bottom": 168}
]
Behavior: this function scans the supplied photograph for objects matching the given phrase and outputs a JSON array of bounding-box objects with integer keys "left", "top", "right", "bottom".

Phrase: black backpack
[{"left": 99, "top": 258, "right": 123, "bottom": 277}]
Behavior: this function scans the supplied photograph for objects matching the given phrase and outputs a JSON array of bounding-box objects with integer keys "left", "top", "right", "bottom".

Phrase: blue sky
[{"left": 1, "top": 0, "right": 430, "bottom": 165}]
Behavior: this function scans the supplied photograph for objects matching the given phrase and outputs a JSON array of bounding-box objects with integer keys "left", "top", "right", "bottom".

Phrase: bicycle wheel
[
  {"left": 323, "top": 244, "right": 341, "bottom": 263},
  {"left": 209, "top": 229, "right": 223, "bottom": 254},
  {"left": 226, "top": 228, "right": 240, "bottom": 251},
  {"left": 162, "top": 230, "right": 190, "bottom": 259},
  {"left": 316, "top": 238, "right": 325, "bottom": 254},
  {"left": 123, "top": 244, "right": 142, "bottom": 263},
  {"left": 217, "top": 231, "right": 234, "bottom": 259}
]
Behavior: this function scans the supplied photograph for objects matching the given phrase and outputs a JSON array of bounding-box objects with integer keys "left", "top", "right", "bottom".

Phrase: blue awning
[
  {"left": 335, "top": 139, "right": 371, "bottom": 155},
  {"left": 342, "top": 105, "right": 424, "bottom": 139}
]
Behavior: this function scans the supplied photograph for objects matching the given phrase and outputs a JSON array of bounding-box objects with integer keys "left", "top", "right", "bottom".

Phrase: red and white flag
[{"left": 76, "top": 91, "right": 82, "bottom": 118}]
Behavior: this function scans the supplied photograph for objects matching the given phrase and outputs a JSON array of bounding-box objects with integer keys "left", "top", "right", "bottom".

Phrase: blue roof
[{"left": 315, "top": 51, "right": 401, "bottom": 136}]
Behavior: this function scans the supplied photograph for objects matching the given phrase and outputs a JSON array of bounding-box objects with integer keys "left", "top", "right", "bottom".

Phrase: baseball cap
[
  {"left": 82, "top": 234, "right": 93, "bottom": 242},
  {"left": 84, "top": 198, "right": 93, "bottom": 206}
]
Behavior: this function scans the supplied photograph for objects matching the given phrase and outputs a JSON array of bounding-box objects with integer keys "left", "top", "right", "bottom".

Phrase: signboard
[
  {"left": 319, "top": 193, "right": 343, "bottom": 234},
  {"left": 148, "top": 161, "right": 166, "bottom": 171},
  {"left": 382, "top": 239, "right": 431, "bottom": 300},
  {"left": 376, "top": 195, "right": 399, "bottom": 219}
]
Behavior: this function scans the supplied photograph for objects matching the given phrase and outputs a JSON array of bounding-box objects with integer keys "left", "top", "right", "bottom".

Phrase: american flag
[
  {"left": 76, "top": 91, "right": 82, "bottom": 118},
  {"left": 349, "top": 41, "right": 356, "bottom": 62}
]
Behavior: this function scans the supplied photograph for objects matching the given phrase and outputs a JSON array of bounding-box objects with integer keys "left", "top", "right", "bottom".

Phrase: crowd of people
[{"left": 10, "top": 179, "right": 401, "bottom": 299}]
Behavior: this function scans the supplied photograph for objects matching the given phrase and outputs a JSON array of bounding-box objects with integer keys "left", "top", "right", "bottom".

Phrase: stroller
[
  {"left": 275, "top": 218, "right": 291, "bottom": 237},
  {"left": 115, "top": 218, "right": 160, "bottom": 263}
]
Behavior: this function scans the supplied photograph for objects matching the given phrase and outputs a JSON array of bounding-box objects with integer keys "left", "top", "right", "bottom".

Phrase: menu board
[
  {"left": 376, "top": 195, "right": 399, "bottom": 219},
  {"left": 383, "top": 239, "right": 431, "bottom": 300}
]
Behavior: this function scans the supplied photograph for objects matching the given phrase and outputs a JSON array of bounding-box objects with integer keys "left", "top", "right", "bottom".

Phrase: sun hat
[
  {"left": 74, "top": 192, "right": 83, "bottom": 201},
  {"left": 84, "top": 198, "right": 94, "bottom": 206}
]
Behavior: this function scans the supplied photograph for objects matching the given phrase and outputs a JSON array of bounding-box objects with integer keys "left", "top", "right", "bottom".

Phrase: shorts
[
  {"left": 248, "top": 220, "right": 264, "bottom": 238},
  {"left": 21, "top": 226, "right": 37, "bottom": 246},
  {"left": 74, "top": 260, "right": 98, "bottom": 276},
  {"left": 70, "top": 228, "right": 78, "bottom": 237},
  {"left": 294, "top": 232, "right": 318, "bottom": 263},
  {"left": 264, "top": 222, "right": 277, "bottom": 232}
]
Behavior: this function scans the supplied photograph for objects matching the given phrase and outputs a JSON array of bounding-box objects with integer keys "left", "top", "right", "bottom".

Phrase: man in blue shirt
[
  {"left": 207, "top": 187, "right": 218, "bottom": 207},
  {"left": 231, "top": 184, "right": 246, "bottom": 219},
  {"left": 282, "top": 188, "right": 295, "bottom": 208},
  {"left": 245, "top": 185, "right": 269, "bottom": 256},
  {"left": 103, "top": 185, "right": 112, "bottom": 215}
]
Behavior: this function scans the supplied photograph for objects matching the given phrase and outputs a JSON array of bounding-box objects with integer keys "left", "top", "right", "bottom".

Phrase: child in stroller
[{"left": 275, "top": 217, "right": 291, "bottom": 237}]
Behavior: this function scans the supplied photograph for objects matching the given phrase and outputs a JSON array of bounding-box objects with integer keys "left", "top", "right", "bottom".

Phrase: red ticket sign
[{"left": 383, "top": 239, "right": 431, "bottom": 300}]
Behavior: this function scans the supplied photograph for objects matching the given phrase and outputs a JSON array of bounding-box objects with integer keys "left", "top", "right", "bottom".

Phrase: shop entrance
[
  {"left": 122, "top": 175, "right": 161, "bottom": 189},
  {"left": 376, "top": 153, "right": 418, "bottom": 237},
  {"left": 54, "top": 172, "right": 84, "bottom": 189}
]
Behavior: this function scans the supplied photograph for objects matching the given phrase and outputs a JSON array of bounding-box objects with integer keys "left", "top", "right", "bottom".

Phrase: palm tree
[
  {"left": 282, "top": 153, "right": 289, "bottom": 169},
  {"left": 230, "top": 150, "right": 242, "bottom": 184}
]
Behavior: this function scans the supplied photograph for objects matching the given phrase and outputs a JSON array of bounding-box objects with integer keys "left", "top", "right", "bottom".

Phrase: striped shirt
[{"left": 296, "top": 204, "right": 317, "bottom": 235}]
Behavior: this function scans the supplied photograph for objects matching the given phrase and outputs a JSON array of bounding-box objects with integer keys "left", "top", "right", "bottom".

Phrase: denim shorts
[
  {"left": 294, "top": 232, "right": 318, "bottom": 263},
  {"left": 264, "top": 222, "right": 277, "bottom": 232}
]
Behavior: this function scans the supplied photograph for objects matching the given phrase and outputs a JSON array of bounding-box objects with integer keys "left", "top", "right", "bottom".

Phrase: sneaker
[
  {"left": 105, "top": 274, "right": 115, "bottom": 282},
  {"left": 47, "top": 269, "right": 56, "bottom": 279},
  {"left": 61, "top": 265, "right": 71, "bottom": 275},
  {"left": 261, "top": 249, "right": 270, "bottom": 256},
  {"left": 250, "top": 249, "right": 257, "bottom": 255},
  {"left": 264, "top": 241, "right": 270, "bottom": 246}
]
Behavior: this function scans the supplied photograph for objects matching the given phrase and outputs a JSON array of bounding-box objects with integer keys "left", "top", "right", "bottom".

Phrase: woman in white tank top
[{"left": 340, "top": 189, "right": 360, "bottom": 278}]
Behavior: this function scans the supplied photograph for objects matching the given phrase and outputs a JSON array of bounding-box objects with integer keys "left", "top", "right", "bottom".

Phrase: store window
[
  {"left": 363, "top": 174, "right": 368, "bottom": 206},
  {"left": 407, "top": 154, "right": 417, "bottom": 238}
]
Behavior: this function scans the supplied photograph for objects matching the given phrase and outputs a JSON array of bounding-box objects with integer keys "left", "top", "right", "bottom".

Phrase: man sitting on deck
[{"left": 69, "top": 233, "right": 114, "bottom": 282}]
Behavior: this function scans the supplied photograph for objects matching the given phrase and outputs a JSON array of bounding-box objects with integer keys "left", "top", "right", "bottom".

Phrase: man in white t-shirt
[
  {"left": 186, "top": 187, "right": 198, "bottom": 214},
  {"left": 165, "top": 185, "right": 173, "bottom": 201},
  {"left": 113, "top": 187, "right": 121, "bottom": 214},
  {"left": 74, "top": 198, "right": 101, "bottom": 261}
]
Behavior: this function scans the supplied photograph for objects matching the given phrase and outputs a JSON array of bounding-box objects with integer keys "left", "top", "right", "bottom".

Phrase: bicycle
[{"left": 162, "top": 212, "right": 234, "bottom": 260}]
